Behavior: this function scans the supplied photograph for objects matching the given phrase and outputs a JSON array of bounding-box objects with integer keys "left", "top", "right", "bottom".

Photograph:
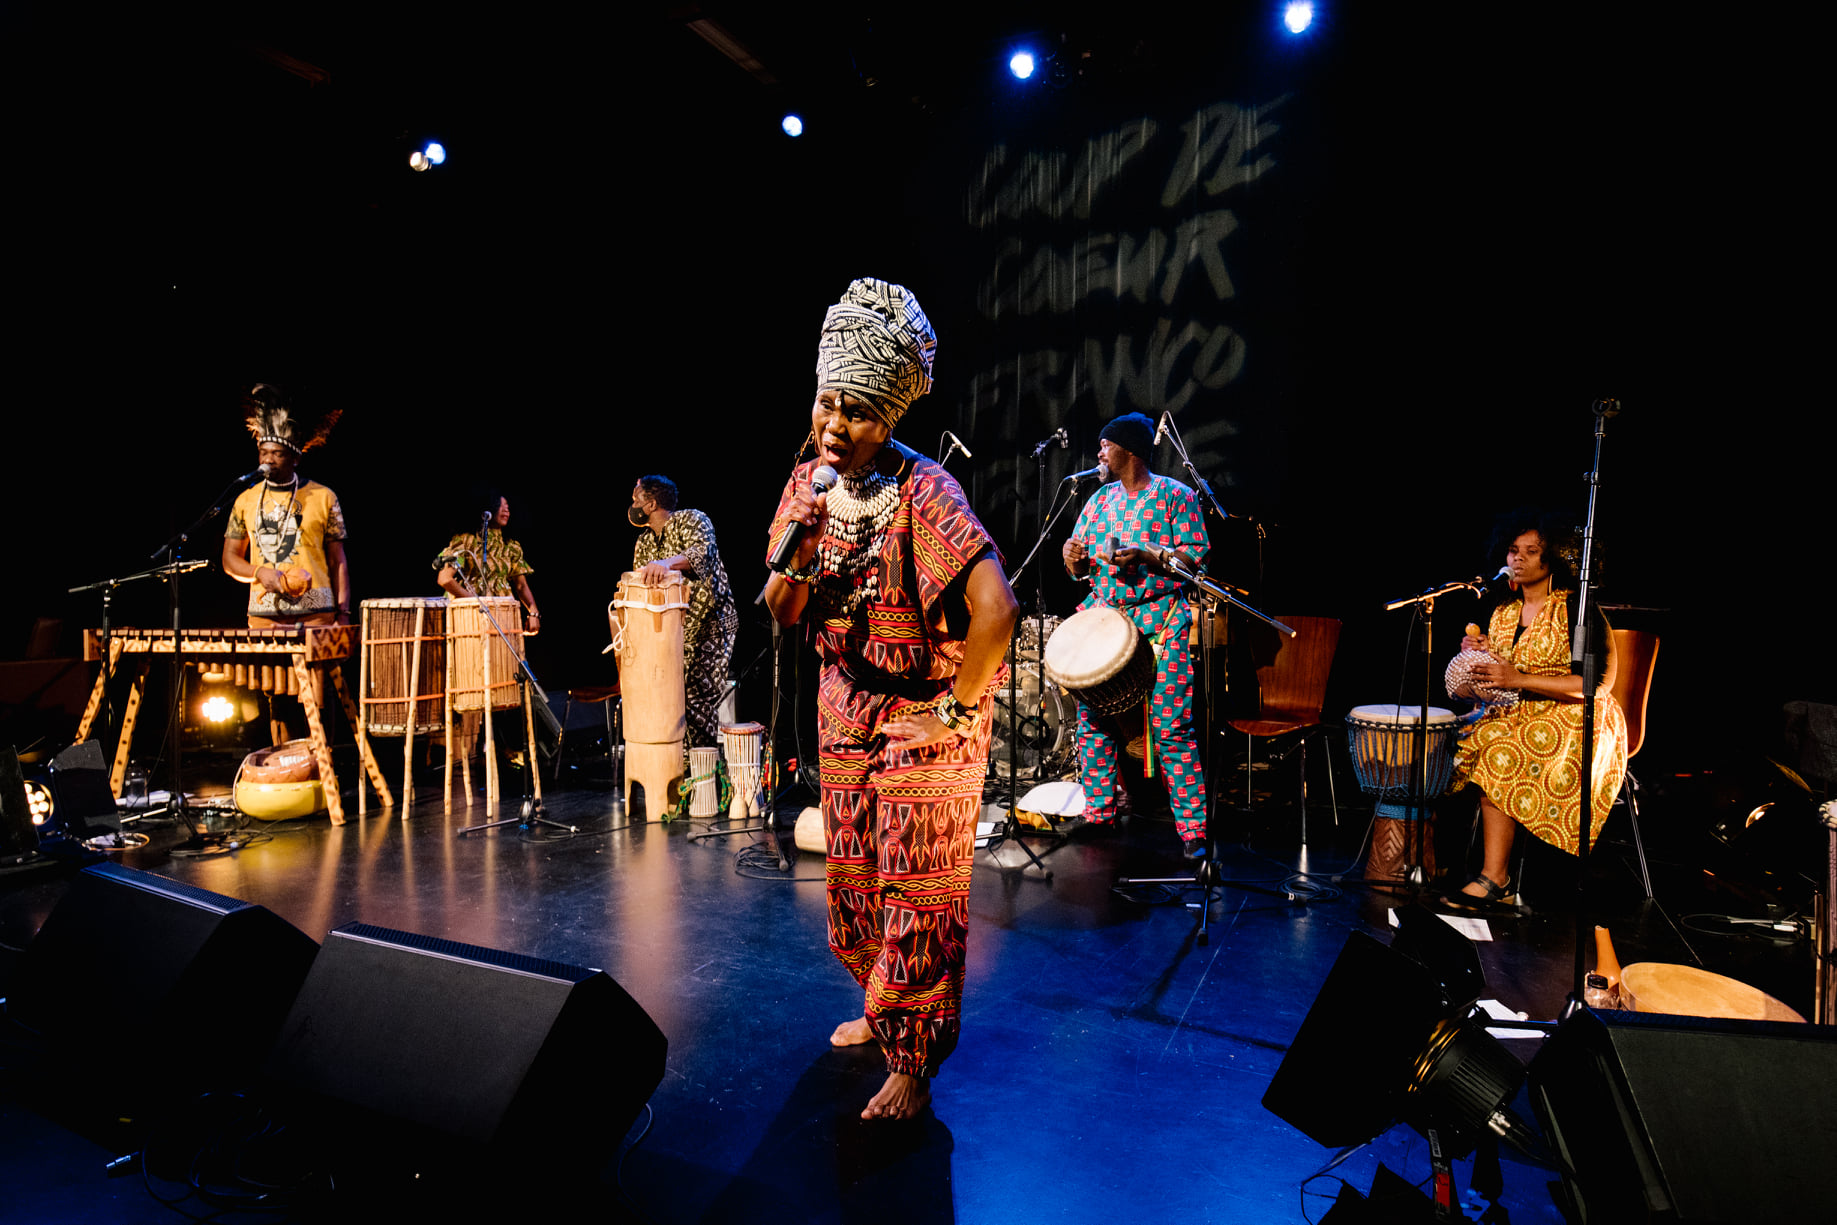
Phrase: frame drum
[
  {"left": 361, "top": 597, "right": 448, "bottom": 735},
  {"left": 447, "top": 597, "right": 524, "bottom": 714},
  {"left": 1042, "top": 606, "right": 1155, "bottom": 718}
]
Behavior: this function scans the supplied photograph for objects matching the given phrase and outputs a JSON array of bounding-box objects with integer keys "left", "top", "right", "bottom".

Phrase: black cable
[{"left": 616, "top": 1102, "right": 663, "bottom": 1225}]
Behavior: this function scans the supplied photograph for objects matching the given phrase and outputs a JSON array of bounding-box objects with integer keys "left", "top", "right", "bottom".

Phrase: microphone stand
[
  {"left": 459, "top": 515, "right": 572, "bottom": 837},
  {"left": 1562, "top": 400, "right": 1615, "bottom": 1015},
  {"left": 1113, "top": 544, "right": 1298, "bottom": 945},
  {"left": 1374, "top": 578, "right": 1488, "bottom": 894},
  {"left": 983, "top": 435, "right": 1079, "bottom": 877},
  {"left": 139, "top": 471, "right": 267, "bottom": 844}
]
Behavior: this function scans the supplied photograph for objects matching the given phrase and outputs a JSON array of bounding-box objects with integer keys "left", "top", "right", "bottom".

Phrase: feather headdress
[{"left": 241, "top": 383, "right": 341, "bottom": 454}]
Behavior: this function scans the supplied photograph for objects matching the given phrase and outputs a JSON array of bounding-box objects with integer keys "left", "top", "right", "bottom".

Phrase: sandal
[{"left": 1444, "top": 873, "right": 1514, "bottom": 909}]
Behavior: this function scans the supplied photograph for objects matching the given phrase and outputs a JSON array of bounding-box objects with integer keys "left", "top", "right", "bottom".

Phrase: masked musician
[
  {"left": 628, "top": 475, "right": 736, "bottom": 749},
  {"left": 763, "top": 279, "right": 1018, "bottom": 1121},
  {"left": 1060, "top": 412, "right": 1211, "bottom": 858},
  {"left": 222, "top": 384, "right": 350, "bottom": 629},
  {"left": 433, "top": 489, "right": 541, "bottom": 633}
]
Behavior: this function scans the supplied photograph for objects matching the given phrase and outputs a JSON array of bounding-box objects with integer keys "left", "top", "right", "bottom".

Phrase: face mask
[{"left": 627, "top": 503, "right": 647, "bottom": 527}]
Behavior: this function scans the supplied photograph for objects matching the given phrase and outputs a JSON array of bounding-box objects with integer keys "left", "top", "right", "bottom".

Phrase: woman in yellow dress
[{"left": 1447, "top": 513, "right": 1627, "bottom": 907}]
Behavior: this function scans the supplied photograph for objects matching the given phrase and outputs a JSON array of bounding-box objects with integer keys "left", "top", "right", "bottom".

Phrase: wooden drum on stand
[
  {"left": 360, "top": 597, "right": 448, "bottom": 735},
  {"left": 611, "top": 572, "right": 691, "bottom": 818},
  {"left": 721, "top": 721, "right": 765, "bottom": 821},
  {"left": 447, "top": 597, "right": 524, "bottom": 714},
  {"left": 1042, "top": 606, "right": 1155, "bottom": 718}
]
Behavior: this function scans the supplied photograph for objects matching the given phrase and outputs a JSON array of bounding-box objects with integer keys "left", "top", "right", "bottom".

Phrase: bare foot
[
  {"left": 861, "top": 1072, "right": 930, "bottom": 1121},
  {"left": 830, "top": 1016, "right": 874, "bottom": 1047}
]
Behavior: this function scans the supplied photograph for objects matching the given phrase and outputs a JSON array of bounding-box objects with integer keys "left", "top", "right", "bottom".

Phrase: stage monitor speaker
[
  {"left": 1528, "top": 1007, "right": 1837, "bottom": 1223},
  {"left": 1263, "top": 930, "right": 1452, "bottom": 1148},
  {"left": 9, "top": 863, "right": 318, "bottom": 1086},
  {"left": 48, "top": 739, "right": 120, "bottom": 838},
  {"left": 264, "top": 922, "right": 667, "bottom": 1167}
]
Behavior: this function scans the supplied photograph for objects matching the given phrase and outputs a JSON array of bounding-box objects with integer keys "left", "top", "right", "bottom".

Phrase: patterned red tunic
[{"left": 768, "top": 443, "right": 1002, "bottom": 1077}]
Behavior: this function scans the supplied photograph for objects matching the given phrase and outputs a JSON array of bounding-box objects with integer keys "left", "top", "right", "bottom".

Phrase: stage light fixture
[
  {"left": 1009, "top": 50, "right": 1036, "bottom": 80},
  {"left": 408, "top": 141, "right": 448, "bottom": 172},
  {"left": 203, "top": 695, "right": 236, "bottom": 724},
  {"left": 1283, "top": 2, "right": 1315, "bottom": 34},
  {"left": 24, "top": 778, "right": 54, "bottom": 825},
  {"left": 781, "top": 114, "right": 804, "bottom": 137}
]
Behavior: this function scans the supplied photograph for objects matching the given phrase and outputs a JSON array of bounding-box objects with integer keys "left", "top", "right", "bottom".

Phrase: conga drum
[
  {"left": 1042, "top": 606, "right": 1156, "bottom": 717},
  {"left": 1345, "top": 704, "right": 1459, "bottom": 882},
  {"left": 447, "top": 596, "right": 524, "bottom": 714},
  {"left": 611, "top": 572, "right": 692, "bottom": 816}
]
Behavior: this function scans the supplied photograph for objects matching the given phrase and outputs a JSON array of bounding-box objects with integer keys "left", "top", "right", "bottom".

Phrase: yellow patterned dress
[{"left": 1452, "top": 593, "right": 1627, "bottom": 855}]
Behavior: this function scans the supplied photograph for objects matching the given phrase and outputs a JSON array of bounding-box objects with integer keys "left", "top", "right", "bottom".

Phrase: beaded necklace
[{"left": 812, "top": 468, "right": 900, "bottom": 616}]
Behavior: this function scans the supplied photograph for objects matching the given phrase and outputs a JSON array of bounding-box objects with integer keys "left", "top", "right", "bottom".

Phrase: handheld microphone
[
  {"left": 942, "top": 430, "right": 974, "bottom": 460},
  {"left": 1061, "top": 467, "right": 1102, "bottom": 484},
  {"left": 767, "top": 464, "right": 840, "bottom": 572}
]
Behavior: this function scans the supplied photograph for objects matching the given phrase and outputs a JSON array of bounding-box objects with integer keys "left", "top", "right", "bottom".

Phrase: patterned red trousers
[
  {"left": 1077, "top": 633, "right": 1208, "bottom": 843},
  {"left": 819, "top": 676, "right": 993, "bottom": 1078}
]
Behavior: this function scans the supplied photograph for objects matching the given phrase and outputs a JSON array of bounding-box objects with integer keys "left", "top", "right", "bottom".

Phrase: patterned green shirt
[
  {"left": 633, "top": 510, "right": 732, "bottom": 657},
  {"left": 432, "top": 529, "right": 532, "bottom": 598}
]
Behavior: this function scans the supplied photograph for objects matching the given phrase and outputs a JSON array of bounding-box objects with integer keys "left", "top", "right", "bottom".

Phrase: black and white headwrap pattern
[{"left": 815, "top": 278, "right": 937, "bottom": 429}]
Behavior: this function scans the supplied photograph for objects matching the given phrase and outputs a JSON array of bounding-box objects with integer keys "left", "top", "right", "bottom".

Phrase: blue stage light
[
  {"left": 1283, "top": 2, "right": 1314, "bottom": 34},
  {"left": 1009, "top": 50, "right": 1036, "bottom": 80},
  {"left": 782, "top": 114, "right": 804, "bottom": 138},
  {"left": 424, "top": 142, "right": 446, "bottom": 165}
]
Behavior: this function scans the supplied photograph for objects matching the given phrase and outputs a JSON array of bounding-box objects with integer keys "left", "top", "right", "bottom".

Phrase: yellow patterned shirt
[{"left": 226, "top": 479, "right": 346, "bottom": 618}]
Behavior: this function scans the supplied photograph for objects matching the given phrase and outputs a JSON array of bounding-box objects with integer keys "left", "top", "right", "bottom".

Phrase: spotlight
[
  {"left": 1283, "top": 2, "right": 1314, "bottom": 34},
  {"left": 408, "top": 141, "right": 448, "bottom": 172},
  {"left": 781, "top": 113, "right": 804, "bottom": 138},
  {"left": 203, "top": 695, "right": 236, "bottom": 724},
  {"left": 1009, "top": 50, "right": 1036, "bottom": 80}
]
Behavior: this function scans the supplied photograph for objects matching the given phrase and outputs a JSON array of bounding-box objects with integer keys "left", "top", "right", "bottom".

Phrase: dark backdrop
[{"left": 5, "top": 5, "right": 1810, "bottom": 776}]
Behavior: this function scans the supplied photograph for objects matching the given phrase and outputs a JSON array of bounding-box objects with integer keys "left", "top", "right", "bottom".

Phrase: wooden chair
[
  {"left": 1228, "top": 616, "right": 1341, "bottom": 845},
  {"left": 1608, "top": 627, "right": 1660, "bottom": 897},
  {"left": 554, "top": 684, "right": 621, "bottom": 783}
]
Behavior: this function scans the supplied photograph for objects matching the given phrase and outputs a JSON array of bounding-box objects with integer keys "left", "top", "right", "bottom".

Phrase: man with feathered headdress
[
  {"left": 763, "top": 279, "right": 1018, "bottom": 1121},
  {"left": 222, "top": 383, "right": 351, "bottom": 628}
]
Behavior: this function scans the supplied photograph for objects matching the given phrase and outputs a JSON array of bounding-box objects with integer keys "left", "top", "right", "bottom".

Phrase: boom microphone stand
[{"left": 982, "top": 429, "right": 1080, "bottom": 877}]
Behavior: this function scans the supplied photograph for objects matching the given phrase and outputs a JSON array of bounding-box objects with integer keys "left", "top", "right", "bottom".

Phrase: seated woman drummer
[{"left": 1444, "top": 509, "right": 1627, "bottom": 909}]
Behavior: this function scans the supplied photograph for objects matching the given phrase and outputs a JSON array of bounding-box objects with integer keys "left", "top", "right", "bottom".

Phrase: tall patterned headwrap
[
  {"left": 241, "top": 383, "right": 342, "bottom": 455},
  {"left": 814, "top": 278, "right": 937, "bottom": 430}
]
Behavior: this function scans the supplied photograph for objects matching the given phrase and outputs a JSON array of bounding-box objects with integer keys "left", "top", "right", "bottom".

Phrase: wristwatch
[{"left": 935, "top": 693, "right": 981, "bottom": 733}]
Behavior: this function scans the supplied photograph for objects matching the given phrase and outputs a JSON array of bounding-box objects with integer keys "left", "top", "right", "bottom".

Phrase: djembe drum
[
  {"left": 1345, "top": 704, "right": 1460, "bottom": 882},
  {"left": 1042, "top": 606, "right": 1156, "bottom": 718},
  {"left": 610, "top": 572, "right": 691, "bottom": 818},
  {"left": 720, "top": 721, "right": 765, "bottom": 821}
]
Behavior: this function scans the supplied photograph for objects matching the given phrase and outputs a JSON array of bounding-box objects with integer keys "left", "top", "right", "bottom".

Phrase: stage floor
[{"left": 0, "top": 755, "right": 1815, "bottom": 1223}]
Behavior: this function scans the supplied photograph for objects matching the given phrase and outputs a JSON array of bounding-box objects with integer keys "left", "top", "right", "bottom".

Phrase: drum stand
[
  {"left": 1115, "top": 571, "right": 1298, "bottom": 946},
  {"left": 458, "top": 600, "right": 572, "bottom": 838}
]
